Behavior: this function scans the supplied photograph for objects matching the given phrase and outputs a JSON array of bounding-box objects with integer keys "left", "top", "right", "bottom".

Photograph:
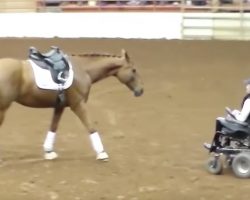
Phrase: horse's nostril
[{"left": 134, "top": 88, "right": 143, "bottom": 97}]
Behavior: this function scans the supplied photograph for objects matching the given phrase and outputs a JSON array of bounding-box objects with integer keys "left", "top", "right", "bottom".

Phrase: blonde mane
[{"left": 71, "top": 53, "right": 121, "bottom": 58}]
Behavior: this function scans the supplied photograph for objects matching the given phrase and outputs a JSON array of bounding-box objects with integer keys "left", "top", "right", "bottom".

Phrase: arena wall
[
  {"left": 0, "top": 12, "right": 182, "bottom": 39},
  {"left": 0, "top": 12, "right": 250, "bottom": 39}
]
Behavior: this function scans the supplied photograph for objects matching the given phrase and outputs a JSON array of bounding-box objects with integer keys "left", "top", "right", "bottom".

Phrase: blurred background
[{"left": 0, "top": 0, "right": 249, "bottom": 13}]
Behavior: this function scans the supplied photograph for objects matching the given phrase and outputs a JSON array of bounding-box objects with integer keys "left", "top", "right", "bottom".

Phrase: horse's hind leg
[
  {"left": 43, "top": 103, "right": 64, "bottom": 160},
  {"left": 0, "top": 109, "right": 5, "bottom": 126},
  {"left": 71, "top": 100, "right": 109, "bottom": 161}
]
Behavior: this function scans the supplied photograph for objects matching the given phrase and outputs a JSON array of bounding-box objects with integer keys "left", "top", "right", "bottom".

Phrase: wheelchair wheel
[
  {"left": 232, "top": 152, "right": 250, "bottom": 178},
  {"left": 205, "top": 156, "right": 223, "bottom": 175}
]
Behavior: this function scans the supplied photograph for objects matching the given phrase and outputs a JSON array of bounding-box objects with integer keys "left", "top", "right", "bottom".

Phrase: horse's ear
[{"left": 121, "top": 49, "right": 130, "bottom": 62}]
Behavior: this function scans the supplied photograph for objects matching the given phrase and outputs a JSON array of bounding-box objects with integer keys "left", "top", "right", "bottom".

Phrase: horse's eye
[{"left": 132, "top": 69, "right": 136, "bottom": 73}]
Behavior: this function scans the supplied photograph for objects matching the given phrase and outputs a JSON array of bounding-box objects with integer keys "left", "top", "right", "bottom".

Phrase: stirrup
[{"left": 57, "top": 71, "right": 67, "bottom": 82}]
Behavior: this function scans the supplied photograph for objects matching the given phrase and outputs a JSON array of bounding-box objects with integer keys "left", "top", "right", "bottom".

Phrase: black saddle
[{"left": 29, "top": 46, "right": 70, "bottom": 84}]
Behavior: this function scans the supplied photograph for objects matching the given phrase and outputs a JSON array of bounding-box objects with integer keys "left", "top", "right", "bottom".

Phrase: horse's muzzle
[{"left": 134, "top": 88, "right": 144, "bottom": 97}]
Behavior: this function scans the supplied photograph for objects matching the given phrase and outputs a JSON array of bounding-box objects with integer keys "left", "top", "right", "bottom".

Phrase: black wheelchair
[{"left": 204, "top": 107, "right": 250, "bottom": 178}]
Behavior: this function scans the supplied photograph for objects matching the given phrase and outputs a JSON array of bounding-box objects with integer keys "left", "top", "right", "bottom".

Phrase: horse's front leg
[
  {"left": 43, "top": 103, "right": 65, "bottom": 160},
  {"left": 71, "top": 100, "right": 109, "bottom": 161}
]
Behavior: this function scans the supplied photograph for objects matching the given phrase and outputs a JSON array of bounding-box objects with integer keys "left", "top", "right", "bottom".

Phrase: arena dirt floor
[{"left": 0, "top": 38, "right": 250, "bottom": 200}]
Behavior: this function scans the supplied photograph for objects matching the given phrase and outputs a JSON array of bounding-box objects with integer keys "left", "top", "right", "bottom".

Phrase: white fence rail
[{"left": 182, "top": 13, "right": 250, "bottom": 40}]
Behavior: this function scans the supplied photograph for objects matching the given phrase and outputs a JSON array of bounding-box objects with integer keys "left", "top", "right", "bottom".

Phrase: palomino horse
[{"left": 0, "top": 49, "right": 143, "bottom": 161}]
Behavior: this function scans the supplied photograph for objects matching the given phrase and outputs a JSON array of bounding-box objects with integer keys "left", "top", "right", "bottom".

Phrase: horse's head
[{"left": 116, "top": 49, "right": 144, "bottom": 97}]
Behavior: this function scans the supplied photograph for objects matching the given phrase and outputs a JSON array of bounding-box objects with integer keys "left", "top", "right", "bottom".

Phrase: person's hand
[
  {"left": 232, "top": 109, "right": 240, "bottom": 116},
  {"left": 225, "top": 107, "right": 237, "bottom": 119}
]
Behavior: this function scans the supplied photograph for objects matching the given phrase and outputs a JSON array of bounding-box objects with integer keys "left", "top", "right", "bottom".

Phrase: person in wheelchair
[{"left": 204, "top": 79, "right": 250, "bottom": 150}]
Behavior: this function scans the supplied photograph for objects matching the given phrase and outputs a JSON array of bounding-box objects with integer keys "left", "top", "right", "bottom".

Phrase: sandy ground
[{"left": 0, "top": 38, "right": 250, "bottom": 200}]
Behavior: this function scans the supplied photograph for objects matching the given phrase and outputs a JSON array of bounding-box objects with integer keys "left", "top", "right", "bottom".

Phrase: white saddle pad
[{"left": 29, "top": 59, "right": 74, "bottom": 90}]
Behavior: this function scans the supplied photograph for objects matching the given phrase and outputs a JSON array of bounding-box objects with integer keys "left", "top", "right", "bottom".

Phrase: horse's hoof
[
  {"left": 44, "top": 151, "right": 58, "bottom": 160},
  {"left": 96, "top": 152, "right": 109, "bottom": 161}
]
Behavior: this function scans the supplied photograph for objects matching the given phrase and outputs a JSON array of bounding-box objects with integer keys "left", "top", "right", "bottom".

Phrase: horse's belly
[{"left": 16, "top": 89, "right": 61, "bottom": 108}]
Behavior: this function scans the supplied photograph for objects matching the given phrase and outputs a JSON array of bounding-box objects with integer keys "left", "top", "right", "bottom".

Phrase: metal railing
[{"left": 181, "top": 13, "right": 250, "bottom": 40}]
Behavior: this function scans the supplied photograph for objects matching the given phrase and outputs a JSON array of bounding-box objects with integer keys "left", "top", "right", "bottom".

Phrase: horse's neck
[{"left": 86, "top": 58, "right": 123, "bottom": 83}]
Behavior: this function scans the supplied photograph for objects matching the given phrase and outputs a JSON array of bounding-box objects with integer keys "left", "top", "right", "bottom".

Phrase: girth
[{"left": 29, "top": 46, "right": 70, "bottom": 84}]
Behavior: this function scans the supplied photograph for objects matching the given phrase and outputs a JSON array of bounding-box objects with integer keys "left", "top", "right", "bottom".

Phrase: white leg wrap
[
  {"left": 90, "top": 132, "right": 109, "bottom": 161},
  {"left": 43, "top": 131, "right": 56, "bottom": 152},
  {"left": 90, "top": 132, "right": 104, "bottom": 153}
]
